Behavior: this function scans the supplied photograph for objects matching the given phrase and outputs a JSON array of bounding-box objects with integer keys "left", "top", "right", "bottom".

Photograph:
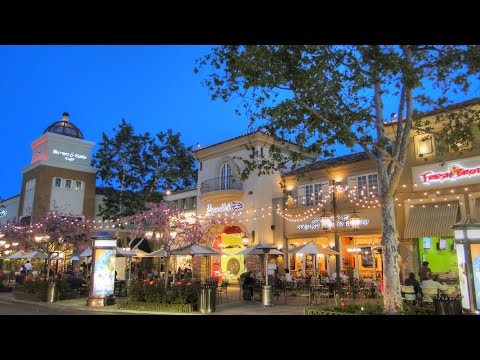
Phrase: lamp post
[
  {"left": 319, "top": 180, "right": 363, "bottom": 293},
  {"left": 452, "top": 216, "right": 480, "bottom": 314}
]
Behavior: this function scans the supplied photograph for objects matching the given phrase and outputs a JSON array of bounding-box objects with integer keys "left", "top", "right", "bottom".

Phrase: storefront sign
[
  {"left": 412, "top": 156, "right": 480, "bottom": 190},
  {"left": 52, "top": 149, "right": 88, "bottom": 162},
  {"left": 206, "top": 202, "right": 244, "bottom": 216},
  {"left": 420, "top": 165, "right": 480, "bottom": 184},
  {"left": 297, "top": 215, "right": 369, "bottom": 231}
]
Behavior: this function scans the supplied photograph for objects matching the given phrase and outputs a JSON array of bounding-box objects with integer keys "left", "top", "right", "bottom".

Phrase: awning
[{"left": 404, "top": 202, "right": 459, "bottom": 238}]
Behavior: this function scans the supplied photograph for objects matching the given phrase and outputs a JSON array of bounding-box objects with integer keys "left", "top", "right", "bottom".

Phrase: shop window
[
  {"left": 415, "top": 134, "right": 435, "bottom": 159},
  {"left": 357, "top": 173, "right": 378, "bottom": 199}
]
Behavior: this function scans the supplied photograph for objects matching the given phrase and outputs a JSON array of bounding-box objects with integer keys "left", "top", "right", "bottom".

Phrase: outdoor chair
[{"left": 401, "top": 285, "right": 417, "bottom": 305}]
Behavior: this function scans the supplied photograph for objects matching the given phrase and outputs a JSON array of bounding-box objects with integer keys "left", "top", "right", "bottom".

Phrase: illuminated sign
[
  {"left": 0, "top": 209, "right": 6, "bottom": 218},
  {"left": 206, "top": 202, "right": 243, "bottom": 216},
  {"left": 52, "top": 149, "right": 88, "bottom": 162},
  {"left": 92, "top": 248, "right": 116, "bottom": 297},
  {"left": 420, "top": 165, "right": 480, "bottom": 184},
  {"left": 297, "top": 215, "right": 369, "bottom": 231}
]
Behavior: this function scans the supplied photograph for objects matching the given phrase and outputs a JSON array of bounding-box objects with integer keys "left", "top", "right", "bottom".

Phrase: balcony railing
[{"left": 200, "top": 176, "right": 243, "bottom": 194}]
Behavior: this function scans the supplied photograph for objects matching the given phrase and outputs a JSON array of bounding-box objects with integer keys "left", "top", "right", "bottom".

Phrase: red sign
[{"left": 420, "top": 165, "right": 480, "bottom": 184}]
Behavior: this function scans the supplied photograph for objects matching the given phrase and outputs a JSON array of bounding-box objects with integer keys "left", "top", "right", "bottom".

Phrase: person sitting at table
[
  {"left": 255, "top": 270, "right": 264, "bottom": 281},
  {"left": 242, "top": 271, "right": 256, "bottom": 300},
  {"left": 284, "top": 269, "right": 293, "bottom": 282},
  {"left": 331, "top": 271, "right": 348, "bottom": 282},
  {"left": 420, "top": 271, "right": 450, "bottom": 301},
  {"left": 404, "top": 272, "right": 421, "bottom": 298}
]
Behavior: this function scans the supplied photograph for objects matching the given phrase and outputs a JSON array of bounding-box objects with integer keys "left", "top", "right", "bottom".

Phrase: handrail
[{"left": 200, "top": 176, "right": 242, "bottom": 194}]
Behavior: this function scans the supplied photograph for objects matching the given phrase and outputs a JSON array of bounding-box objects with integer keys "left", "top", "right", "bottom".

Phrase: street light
[
  {"left": 452, "top": 215, "right": 480, "bottom": 314},
  {"left": 320, "top": 180, "right": 363, "bottom": 292}
]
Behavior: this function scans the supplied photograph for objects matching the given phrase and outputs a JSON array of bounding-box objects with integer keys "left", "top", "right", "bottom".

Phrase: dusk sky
[{"left": 1, "top": 45, "right": 479, "bottom": 200}]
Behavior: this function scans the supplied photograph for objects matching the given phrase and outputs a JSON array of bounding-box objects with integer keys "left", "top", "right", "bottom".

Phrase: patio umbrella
[
  {"left": 288, "top": 241, "right": 339, "bottom": 277},
  {"left": 79, "top": 247, "right": 92, "bottom": 257},
  {"left": 7, "top": 250, "right": 28, "bottom": 259},
  {"left": 144, "top": 248, "right": 167, "bottom": 257},
  {"left": 171, "top": 243, "right": 228, "bottom": 280},
  {"left": 171, "top": 243, "right": 228, "bottom": 256},
  {"left": 24, "top": 251, "right": 48, "bottom": 259}
]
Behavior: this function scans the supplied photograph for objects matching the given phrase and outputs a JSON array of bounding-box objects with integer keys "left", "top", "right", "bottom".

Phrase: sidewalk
[{"left": 0, "top": 286, "right": 312, "bottom": 315}]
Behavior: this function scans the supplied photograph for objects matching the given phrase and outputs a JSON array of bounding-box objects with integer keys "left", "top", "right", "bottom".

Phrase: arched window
[{"left": 220, "top": 163, "right": 232, "bottom": 190}]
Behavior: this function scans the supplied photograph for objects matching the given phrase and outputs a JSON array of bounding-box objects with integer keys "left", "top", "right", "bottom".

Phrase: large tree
[
  {"left": 196, "top": 45, "right": 480, "bottom": 313},
  {"left": 93, "top": 119, "right": 196, "bottom": 219}
]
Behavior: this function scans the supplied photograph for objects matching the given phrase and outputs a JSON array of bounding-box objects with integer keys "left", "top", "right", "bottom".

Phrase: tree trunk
[{"left": 380, "top": 194, "right": 402, "bottom": 314}]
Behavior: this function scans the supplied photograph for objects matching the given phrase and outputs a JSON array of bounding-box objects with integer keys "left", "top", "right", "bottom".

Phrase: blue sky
[
  {"left": 0, "top": 45, "right": 250, "bottom": 199},
  {"left": 1, "top": 45, "right": 479, "bottom": 200}
]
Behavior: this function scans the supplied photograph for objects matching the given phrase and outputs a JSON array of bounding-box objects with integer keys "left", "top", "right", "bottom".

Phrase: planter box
[
  {"left": 118, "top": 301, "right": 196, "bottom": 313},
  {"left": 13, "top": 291, "right": 46, "bottom": 302}
]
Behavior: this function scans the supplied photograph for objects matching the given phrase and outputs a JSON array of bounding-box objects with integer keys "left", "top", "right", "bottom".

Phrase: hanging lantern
[
  {"left": 349, "top": 209, "right": 362, "bottom": 230},
  {"left": 320, "top": 209, "right": 333, "bottom": 231}
]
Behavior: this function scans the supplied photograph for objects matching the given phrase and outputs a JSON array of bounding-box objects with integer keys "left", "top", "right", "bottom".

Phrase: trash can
[
  {"left": 432, "top": 294, "right": 462, "bottom": 315},
  {"left": 199, "top": 284, "right": 216, "bottom": 313},
  {"left": 48, "top": 281, "right": 57, "bottom": 303},
  {"left": 262, "top": 285, "right": 273, "bottom": 307}
]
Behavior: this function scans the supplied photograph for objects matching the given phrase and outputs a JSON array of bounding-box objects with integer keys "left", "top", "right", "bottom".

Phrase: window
[
  {"left": 415, "top": 134, "right": 435, "bottom": 159},
  {"left": 54, "top": 178, "right": 62, "bottom": 188},
  {"left": 357, "top": 174, "right": 378, "bottom": 199},
  {"left": 305, "top": 183, "right": 322, "bottom": 206},
  {"left": 75, "top": 181, "right": 82, "bottom": 191},
  {"left": 220, "top": 163, "right": 232, "bottom": 190},
  {"left": 65, "top": 179, "right": 72, "bottom": 189},
  {"left": 26, "top": 178, "right": 36, "bottom": 190}
]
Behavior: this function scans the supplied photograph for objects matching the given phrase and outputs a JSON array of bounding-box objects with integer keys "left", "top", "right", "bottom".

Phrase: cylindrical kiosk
[{"left": 87, "top": 231, "right": 117, "bottom": 307}]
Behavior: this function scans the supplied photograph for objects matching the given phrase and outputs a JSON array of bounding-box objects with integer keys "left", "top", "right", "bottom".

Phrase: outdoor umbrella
[
  {"left": 171, "top": 243, "right": 228, "bottom": 280},
  {"left": 144, "top": 248, "right": 167, "bottom": 258},
  {"left": 7, "top": 250, "right": 28, "bottom": 259},
  {"left": 287, "top": 241, "right": 340, "bottom": 277},
  {"left": 79, "top": 247, "right": 92, "bottom": 257},
  {"left": 24, "top": 251, "right": 48, "bottom": 259}
]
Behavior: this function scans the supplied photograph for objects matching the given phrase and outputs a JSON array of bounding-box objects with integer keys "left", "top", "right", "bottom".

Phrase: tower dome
[{"left": 43, "top": 112, "right": 84, "bottom": 139}]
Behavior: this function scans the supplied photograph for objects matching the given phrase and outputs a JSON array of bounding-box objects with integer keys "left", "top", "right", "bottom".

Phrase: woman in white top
[{"left": 284, "top": 269, "right": 293, "bottom": 282}]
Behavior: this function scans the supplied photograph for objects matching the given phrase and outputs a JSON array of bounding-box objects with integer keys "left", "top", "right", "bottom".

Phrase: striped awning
[{"left": 404, "top": 202, "right": 459, "bottom": 238}]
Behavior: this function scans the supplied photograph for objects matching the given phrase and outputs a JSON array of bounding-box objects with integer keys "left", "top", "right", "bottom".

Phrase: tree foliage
[
  {"left": 125, "top": 202, "right": 224, "bottom": 286},
  {"left": 196, "top": 45, "right": 480, "bottom": 313},
  {"left": 92, "top": 119, "right": 196, "bottom": 219}
]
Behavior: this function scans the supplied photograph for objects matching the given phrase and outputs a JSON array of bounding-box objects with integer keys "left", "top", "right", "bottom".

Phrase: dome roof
[{"left": 43, "top": 112, "right": 84, "bottom": 139}]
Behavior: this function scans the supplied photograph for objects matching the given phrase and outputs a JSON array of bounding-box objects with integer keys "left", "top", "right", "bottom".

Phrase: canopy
[
  {"left": 78, "top": 247, "right": 147, "bottom": 257},
  {"left": 235, "top": 243, "right": 284, "bottom": 256},
  {"left": 24, "top": 251, "right": 48, "bottom": 259},
  {"left": 7, "top": 250, "right": 29, "bottom": 259},
  {"left": 171, "top": 243, "right": 228, "bottom": 256},
  {"left": 288, "top": 241, "right": 340, "bottom": 255},
  {"left": 144, "top": 248, "right": 167, "bottom": 258}
]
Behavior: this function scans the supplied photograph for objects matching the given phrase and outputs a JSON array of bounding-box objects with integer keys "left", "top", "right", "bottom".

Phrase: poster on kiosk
[{"left": 92, "top": 248, "right": 116, "bottom": 297}]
